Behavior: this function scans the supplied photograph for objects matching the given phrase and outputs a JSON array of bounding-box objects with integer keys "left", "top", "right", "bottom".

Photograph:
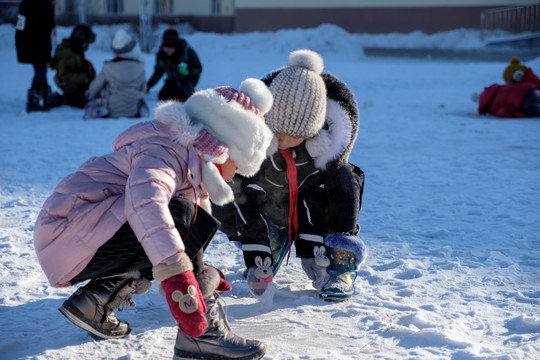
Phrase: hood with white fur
[{"left": 153, "top": 101, "right": 234, "bottom": 206}]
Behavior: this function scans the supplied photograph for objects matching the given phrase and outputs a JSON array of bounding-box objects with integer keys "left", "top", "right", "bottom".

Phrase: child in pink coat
[{"left": 33, "top": 78, "right": 273, "bottom": 360}]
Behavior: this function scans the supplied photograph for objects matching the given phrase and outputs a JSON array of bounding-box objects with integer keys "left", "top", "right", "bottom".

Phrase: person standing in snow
[
  {"left": 213, "top": 49, "right": 367, "bottom": 301},
  {"left": 84, "top": 29, "right": 149, "bottom": 119},
  {"left": 14, "top": 0, "right": 63, "bottom": 112},
  {"left": 146, "top": 27, "right": 202, "bottom": 102},
  {"left": 478, "top": 57, "right": 540, "bottom": 118},
  {"left": 33, "top": 78, "right": 274, "bottom": 360},
  {"left": 51, "top": 23, "right": 96, "bottom": 108}
]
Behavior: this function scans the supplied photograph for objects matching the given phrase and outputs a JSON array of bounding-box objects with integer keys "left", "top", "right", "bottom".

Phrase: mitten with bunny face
[{"left": 153, "top": 254, "right": 207, "bottom": 338}]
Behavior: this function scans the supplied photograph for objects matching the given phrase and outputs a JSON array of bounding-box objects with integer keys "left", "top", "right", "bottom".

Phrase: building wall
[
  {"left": 233, "top": 0, "right": 539, "bottom": 33},
  {"left": 123, "top": 1, "right": 139, "bottom": 15},
  {"left": 233, "top": 7, "right": 492, "bottom": 34},
  {"left": 4, "top": 0, "right": 534, "bottom": 34},
  {"left": 174, "top": 0, "right": 211, "bottom": 16},
  {"left": 235, "top": 0, "right": 540, "bottom": 8}
]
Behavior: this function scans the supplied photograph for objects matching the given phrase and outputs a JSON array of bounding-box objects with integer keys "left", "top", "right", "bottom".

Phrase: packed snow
[{"left": 0, "top": 23, "right": 539, "bottom": 360}]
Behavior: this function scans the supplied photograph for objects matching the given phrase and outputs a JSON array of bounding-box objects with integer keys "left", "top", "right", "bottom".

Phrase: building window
[
  {"left": 65, "top": 0, "right": 75, "bottom": 13},
  {"left": 107, "top": 0, "right": 124, "bottom": 13},
  {"left": 154, "top": 0, "right": 173, "bottom": 14}
]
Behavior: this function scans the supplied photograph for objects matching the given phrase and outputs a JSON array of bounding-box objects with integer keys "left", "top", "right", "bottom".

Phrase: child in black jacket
[
  {"left": 214, "top": 49, "right": 367, "bottom": 301},
  {"left": 147, "top": 27, "right": 202, "bottom": 102}
]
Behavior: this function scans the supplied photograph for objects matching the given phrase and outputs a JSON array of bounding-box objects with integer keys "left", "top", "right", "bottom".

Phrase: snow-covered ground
[{"left": 0, "top": 23, "right": 539, "bottom": 360}]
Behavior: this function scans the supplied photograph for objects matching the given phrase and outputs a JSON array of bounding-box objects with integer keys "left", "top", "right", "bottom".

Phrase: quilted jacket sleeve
[
  {"left": 324, "top": 162, "right": 363, "bottom": 235},
  {"left": 124, "top": 146, "right": 186, "bottom": 266}
]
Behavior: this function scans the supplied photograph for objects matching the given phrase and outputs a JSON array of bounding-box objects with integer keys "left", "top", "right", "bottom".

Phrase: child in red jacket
[{"left": 478, "top": 57, "right": 540, "bottom": 118}]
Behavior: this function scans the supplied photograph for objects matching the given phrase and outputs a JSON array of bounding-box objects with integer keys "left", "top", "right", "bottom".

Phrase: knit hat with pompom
[
  {"left": 265, "top": 49, "right": 327, "bottom": 138},
  {"left": 111, "top": 29, "right": 142, "bottom": 61},
  {"left": 184, "top": 78, "right": 274, "bottom": 178},
  {"left": 503, "top": 57, "right": 527, "bottom": 83}
]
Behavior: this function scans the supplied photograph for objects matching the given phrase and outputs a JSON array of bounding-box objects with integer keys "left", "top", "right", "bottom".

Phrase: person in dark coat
[
  {"left": 15, "top": 0, "right": 63, "bottom": 112},
  {"left": 213, "top": 49, "right": 367, "bottom": 302},
  {"left": 52, "top": 23, "right": 96, "bottom": 108},
  {"left": 478, "top": 57, "right": 540, "bottom": 118},
  {"left": 146, "top": 27, "right": 202, "bottom": 102}
]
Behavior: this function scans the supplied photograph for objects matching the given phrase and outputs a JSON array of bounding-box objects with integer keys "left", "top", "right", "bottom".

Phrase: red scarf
[{"left": 280, "top": 149, "right": 299, "bottom": 264}]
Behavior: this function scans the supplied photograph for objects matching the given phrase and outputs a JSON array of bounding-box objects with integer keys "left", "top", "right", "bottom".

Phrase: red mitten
[
  {"left": 209, "top": 265, "right": 233, "bottom": 293},
  {"left": 161, "top": 270, "right": 207, "bottom": 337}
]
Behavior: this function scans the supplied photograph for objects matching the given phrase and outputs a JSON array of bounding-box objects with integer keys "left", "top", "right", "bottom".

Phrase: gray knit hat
[{"left": 265, "top": 49, "right": 327, "bottom": 138}]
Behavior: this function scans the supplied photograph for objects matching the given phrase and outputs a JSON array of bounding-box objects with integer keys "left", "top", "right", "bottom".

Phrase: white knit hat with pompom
[
  {"left": 111, "top": 29, "right": 142, "bottom": 61},
  {"left": 184, "top": 78, "right": 274, "bottom": 178},
  {"left": 265, "top": 49, "right": 327, "bottom": 138}
]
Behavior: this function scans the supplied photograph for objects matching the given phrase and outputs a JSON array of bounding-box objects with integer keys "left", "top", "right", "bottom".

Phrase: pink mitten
[{"left": 161, "top": 270, "right": 207, "bottom": 337}]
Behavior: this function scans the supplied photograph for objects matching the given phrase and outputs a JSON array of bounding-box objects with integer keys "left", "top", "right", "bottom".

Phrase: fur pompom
[
  {"left": 324, "top": 233, "right": 368, "bottom": 269},
  {"left": 239, "top": 78, "right": 273, "bottom": 115},
  {"left": 201, "top": 162, "right": 234, "bottom": 205},
  {"left": 288, "top": 49, "right": 324, "bottom": 75}
]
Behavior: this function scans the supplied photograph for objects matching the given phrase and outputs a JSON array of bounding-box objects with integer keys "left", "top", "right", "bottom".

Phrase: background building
[{"left": 1, "top": 0, "right": 538, "bottom": 36}]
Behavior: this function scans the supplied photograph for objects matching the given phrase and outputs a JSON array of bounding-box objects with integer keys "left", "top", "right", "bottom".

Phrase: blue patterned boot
[{"left": 318, "top": 234, "right": 367, "bottom": 301}]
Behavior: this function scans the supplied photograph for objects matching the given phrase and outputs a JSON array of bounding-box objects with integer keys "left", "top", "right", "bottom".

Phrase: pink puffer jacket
[{"left": 34, "top": 102, "right": 210, "bottom": 287}]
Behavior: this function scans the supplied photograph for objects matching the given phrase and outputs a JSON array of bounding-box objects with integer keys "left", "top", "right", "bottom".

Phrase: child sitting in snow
[
  {"left": 84, "top": 29, "right": 149, "bottom": 119},
  {"left": 52, "top": 24, "right": 96, "bottom": 108},
  {"left": 33, "top": 78, "right": 274, "bottom": 360},
  {"left": 214, "top": 49, "right": 367, "bottom": 301},
  {"left": 478, "top": 57, "right": 540, "bottom": 118}
]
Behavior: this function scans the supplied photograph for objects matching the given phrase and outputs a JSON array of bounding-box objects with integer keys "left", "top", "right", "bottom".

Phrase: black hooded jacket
[
  {"left": 215, "top": 72, "right": 364, "bottom": 269},
  {"left": 146, "top": 38, "right": 202, "bottom": 97}
]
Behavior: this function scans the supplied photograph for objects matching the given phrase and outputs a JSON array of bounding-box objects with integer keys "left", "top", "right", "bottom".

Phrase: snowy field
[{"left": 0, "top": 23, "right": 539, "bottom": 360}]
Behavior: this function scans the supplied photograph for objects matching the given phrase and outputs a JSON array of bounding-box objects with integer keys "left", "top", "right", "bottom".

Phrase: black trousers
[
  {"left": 31, "top": 63, "right": 48, "bottom": 92},
  {"left": 158, "top": 80, "right": 189, "bottom": 102},
  {"left": 70, "top": 198, "right": 221, "bottom": 283},
  {"left": 521, "top": 89, "right": 540, "bottom": 118}
]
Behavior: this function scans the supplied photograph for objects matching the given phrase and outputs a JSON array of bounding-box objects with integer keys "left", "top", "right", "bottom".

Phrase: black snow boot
[
  {"left": 42, "top": 86, "right": 65, "bottom": 109},
  {"left": 26, "top": 89, "right": 45, "bottom": 112},
  {"left": 174, "top": 295, "right": 266, "bottom": 360},
  {"left": 58, "top": 275, "right": 150, "bottom": 339},
  {"left": 174, "top": 266, "right": 266, "bottom": 360}
]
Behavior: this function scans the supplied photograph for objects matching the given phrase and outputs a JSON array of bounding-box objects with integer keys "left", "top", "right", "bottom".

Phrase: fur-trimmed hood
[
  {"left": 262, "top": 71, "right": 359, "bottom": 169},
  {"left": 113, "top": 101, "right": 202, "bottom": 152},
  {"left": 113, "top": 101, "right": 235, "bottom": 206}
]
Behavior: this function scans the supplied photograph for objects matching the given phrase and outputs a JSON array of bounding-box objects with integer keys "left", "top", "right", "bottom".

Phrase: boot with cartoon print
[
  {"left": 174, "top": 265, "right": 266, "bottom": 360},
  {"left": 246, "top": 255, "right": 274, "bottom": 296},
  {"left": 318, "top": 233, "right": 367, "bottom": 301},
  {"left": 301, "top": 245, "right": 331, "bottom": 290},
  {"left": 243, "top": 223, "right": 290, "bottom": 296}
]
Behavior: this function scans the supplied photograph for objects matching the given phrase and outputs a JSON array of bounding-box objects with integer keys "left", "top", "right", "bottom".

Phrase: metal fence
[{"left": 481, "top": 3, "right": 540, "bottom": 41}]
